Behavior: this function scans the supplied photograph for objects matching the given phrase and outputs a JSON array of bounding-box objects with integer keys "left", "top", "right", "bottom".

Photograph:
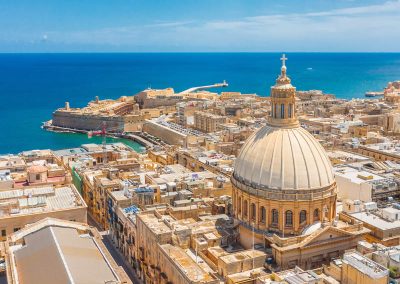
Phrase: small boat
[{"left": 365, "top": 91, "right": 384, "bottom": 97}]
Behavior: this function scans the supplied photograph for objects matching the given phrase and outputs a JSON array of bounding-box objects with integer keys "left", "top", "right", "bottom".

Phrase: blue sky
[{"left": 0, "top": 0, "right": 399, "bottom": 52}]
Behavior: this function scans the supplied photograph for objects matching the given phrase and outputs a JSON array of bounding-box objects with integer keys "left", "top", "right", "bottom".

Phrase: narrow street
[{"left": 87, "top": 214, "right": 142, "bottom": 284}]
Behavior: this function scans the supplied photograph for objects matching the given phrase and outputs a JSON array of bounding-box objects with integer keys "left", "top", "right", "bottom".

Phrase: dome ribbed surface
[{"left": 234, "top": 125, "right": 334, "bottom": 190}]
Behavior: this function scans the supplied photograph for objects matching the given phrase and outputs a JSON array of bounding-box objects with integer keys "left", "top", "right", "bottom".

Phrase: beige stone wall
[
  {"left": 355, "top": 146, "right": 400, "bottom": 162},
  {"left": 136, "top": 214, "right": 172, "bottom": 281},
  {"left": 52, "top": 111, "right": 126, "bottom": 131},
  {"left": 143, "top": 120, "right": 187, "bottom": 146},
  {"left": 274, "top": 235, "right": 362, "bottom": 270},
  {"left": 342, "top": 261, "right": 388, "bottom": 284},
  {"left": 194, "top": 111, "right": 226, "bottom": 133},
  {"left": 0, "top": 207, "right": 87, "bottom": 241}
]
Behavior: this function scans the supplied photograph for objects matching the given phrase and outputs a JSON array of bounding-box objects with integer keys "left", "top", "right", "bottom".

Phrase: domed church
[{"left": 232, "top": 55, "right": 369, "bottom": 269}]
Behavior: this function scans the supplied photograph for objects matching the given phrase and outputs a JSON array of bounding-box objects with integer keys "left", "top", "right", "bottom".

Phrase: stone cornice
[{"left": 231, "top": 175, "right": 337, "bottom": 201}]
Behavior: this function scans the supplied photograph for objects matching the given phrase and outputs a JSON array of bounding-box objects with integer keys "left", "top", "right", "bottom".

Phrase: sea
[{"left": 0, "top": 52, "right": 400, "bottom": 154}]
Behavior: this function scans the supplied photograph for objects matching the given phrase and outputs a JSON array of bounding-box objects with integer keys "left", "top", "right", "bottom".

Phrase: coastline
[
  {"left": 42, "top": 121, "right": 153, "bottom": 150},
  {"left": 1, "top": 53, "right": 399, "bottom": 153}
]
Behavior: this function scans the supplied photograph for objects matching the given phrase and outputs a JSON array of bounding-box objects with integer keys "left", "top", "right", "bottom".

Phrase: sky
[{"left": 0, "top": 0, "right": 399, "bottom": 52}]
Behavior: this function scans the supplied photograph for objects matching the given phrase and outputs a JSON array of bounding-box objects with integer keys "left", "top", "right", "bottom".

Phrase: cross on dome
[{"left": 280, "top": 54, "right": 287, "bottom": 67}]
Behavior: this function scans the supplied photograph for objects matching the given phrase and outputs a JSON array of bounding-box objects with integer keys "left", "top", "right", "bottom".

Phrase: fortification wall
[{"left": 52, "top": 111, "right": 125, "bottom": 131}]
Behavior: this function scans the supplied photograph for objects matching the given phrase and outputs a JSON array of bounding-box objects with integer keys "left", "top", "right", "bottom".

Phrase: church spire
[{"left": 268, "top": 54, "right": 299, "bottom": 128}]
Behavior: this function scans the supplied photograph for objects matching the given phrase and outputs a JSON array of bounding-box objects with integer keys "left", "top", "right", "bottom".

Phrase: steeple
[{"left": 268, "top": 54, "right": 299, "bottom": 128}]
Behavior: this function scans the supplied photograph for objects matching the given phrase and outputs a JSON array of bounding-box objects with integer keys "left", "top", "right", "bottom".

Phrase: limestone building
[
  {"left": 232, "top": 55, "right": 337, "bottom": 240},
  {"left": 194, "top": 111, "right": 226, "bottom": 133},
  {"left": 0, "top": 185, "right": 87, "bottom": 241},
  {"left": 5, "top": 218, "right": 131, "bottom": 284},
  {"left": 231, "top": 55, "right": 368, "bottom": 269}
]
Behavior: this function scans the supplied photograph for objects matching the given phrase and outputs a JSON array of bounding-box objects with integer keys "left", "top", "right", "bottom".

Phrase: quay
[{"left": 43, "top": 122, "right": 154, "bottom": 149}]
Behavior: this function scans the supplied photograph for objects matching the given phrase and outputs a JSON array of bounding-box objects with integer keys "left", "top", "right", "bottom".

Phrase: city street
[{"left": 87, "top": 214, "right": 142, "bottom": 284}]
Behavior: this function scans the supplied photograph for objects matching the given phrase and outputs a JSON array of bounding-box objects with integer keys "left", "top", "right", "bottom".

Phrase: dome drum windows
[
  {"left": 243, "top": 200, "right": 248, "bottom": 218},
  {"left": 251, "top": 203, "right": 256, "bottom": 221},
  {"left": 300, "top": 210, "right": 307, "bottom": 226},
  {"left": 314, "top": 209, "right": 319, "bottom": 221},
  {"left": 271, "top": 209, "right": 279, "bottom": 227},
  {"left": 260, "top": 206, "right": 266, "bottom": 224},
  {"left": 285, "top": 210, "right": 293, "bottom": 227}
]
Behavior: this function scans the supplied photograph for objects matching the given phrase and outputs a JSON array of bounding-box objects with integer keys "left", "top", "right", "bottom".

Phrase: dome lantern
[{"left": 268, "top": 54, "right": 299, "bottom": 128}]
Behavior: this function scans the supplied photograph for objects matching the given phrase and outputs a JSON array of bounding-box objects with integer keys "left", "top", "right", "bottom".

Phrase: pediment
[{"left": 301, "top": 226, "right": 353, "bottom": 248}]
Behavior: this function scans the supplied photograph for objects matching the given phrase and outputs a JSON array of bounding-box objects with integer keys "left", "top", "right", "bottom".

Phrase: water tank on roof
[{"left": 393, "top": 202, "right": 400, "bottom": 210}]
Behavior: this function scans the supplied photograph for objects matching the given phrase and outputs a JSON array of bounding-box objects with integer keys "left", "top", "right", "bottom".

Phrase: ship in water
[{"left": 365, "top": 91, "right": 384, "bottom": 97}]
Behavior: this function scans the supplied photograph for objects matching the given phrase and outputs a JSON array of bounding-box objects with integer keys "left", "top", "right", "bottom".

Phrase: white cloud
[{"left": 21, "top": 0, "right": 400, "bottom": 51}]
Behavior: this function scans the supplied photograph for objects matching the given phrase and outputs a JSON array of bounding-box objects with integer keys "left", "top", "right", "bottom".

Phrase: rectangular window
[
  {"left": 1, "top": 229, "right": 6, "bottom": 237},
  {"left": 281, "top": 104, "right": 285, "bottom": 118},
  {"left": 14, "top": 227, "right": 20, "bottom": 232}
]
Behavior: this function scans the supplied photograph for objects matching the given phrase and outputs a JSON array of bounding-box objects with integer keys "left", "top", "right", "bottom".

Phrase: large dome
[{"left": 233, "top": 124, "right": 334, "bottom": 190}]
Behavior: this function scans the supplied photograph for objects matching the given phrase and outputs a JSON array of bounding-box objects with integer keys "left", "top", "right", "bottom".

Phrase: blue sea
[{"left": 0, "top": 52, "right": 400, "bottom": 154}]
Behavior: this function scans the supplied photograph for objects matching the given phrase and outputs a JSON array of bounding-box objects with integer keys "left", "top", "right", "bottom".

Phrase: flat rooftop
[
  {"left": 334, "top": 166, "right": 385, "bottom": 184},
  {"left": 160, "top": 244, "right": 215, "bottom": 282},
  {"left": 349, "top": 211, "right": 400, "bottom": 230},
  {"left": 0, "top": 185, "right": 85, "bottom": 218},
  {"left": 363, "top": 143, "right": 400, "bottom": 156},
  {"left": 139, "top": 213, "right": 172, "bottom": 235},
  {"left": 326, "top": 150, "right": 371, "bottom": 162},
  {"left": 53, "top": 147, "right": 88, "bottom": 157},
  {"left": 343, "top": 252, "right": 388, "bottom": 279},
  {"left": 219, "top": 249, "right": 266, "bottom": 264}
]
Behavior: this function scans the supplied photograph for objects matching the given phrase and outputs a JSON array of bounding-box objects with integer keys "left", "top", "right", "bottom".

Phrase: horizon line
[{"left": 1, "top": 51, "right": 400, "bottom": 55}]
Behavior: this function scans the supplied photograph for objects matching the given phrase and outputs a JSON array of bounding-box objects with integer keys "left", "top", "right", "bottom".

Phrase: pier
[{"left": 178, "top": 80, "right": 228, "bottom": 94}]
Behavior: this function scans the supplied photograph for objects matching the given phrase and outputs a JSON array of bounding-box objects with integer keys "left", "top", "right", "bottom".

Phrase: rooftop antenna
[
  {"left": 195, "top": 236, "right": 198, "bottom": 264},
  {"left": 282, "top": 210, "right": 285, "bottom": 239},
  {"left": 252, "top": 221, "right": 255, "bottom": 270}
]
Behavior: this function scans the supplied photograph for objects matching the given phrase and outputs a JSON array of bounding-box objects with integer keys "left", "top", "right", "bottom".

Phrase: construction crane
[{"left": 88, "top": 121, "right": 108, "bottom": 164}]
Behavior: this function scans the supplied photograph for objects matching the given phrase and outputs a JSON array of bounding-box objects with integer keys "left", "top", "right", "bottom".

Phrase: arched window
[
  {"left": 314, "top": 209, "right": 319, "bottom": 220},
  {"left": 251, "top": 203, "right": 256, "bottom": 220},
  {"left": 244, "top": 200, "right": 248, "bottom": 217},
  {"left": 260, "top": 206, "right": 266, "bottom": 223},
  {"left": 274, "top": 103, "right": 278, "bottom": 118},
  {"left": 288, "top": 104, "right": 293, "bottom": 118},
  {"left": 300, "top": 210, "right": 307, "bottom": 224},
  {"left": 272, "top": 209, "right": 278, "bottom": 225},
  {"left": 281, "top": 104, "right": 285, "bottom": 118},
  {"left": 238, "top": 197, "right": 242, "bottom": 214},
  {"left": 285, "top": 210, "right": 293, "bottom": 226}
]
